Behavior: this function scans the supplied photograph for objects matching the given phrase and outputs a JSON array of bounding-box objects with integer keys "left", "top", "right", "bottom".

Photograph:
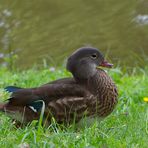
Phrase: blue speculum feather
[
  {"left": 5, "top": 86, "right": 22, "bottom": 92},
  {"left": 29, "top": 101, "right": 43, "bottom": 112}
]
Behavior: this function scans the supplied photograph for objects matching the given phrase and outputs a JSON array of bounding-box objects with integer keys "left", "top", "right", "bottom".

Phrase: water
[{"left": 0, "top": 0, "right": 148, "bottom": 69}]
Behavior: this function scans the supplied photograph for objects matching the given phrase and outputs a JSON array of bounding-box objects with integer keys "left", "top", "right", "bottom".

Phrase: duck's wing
[
  {"left": 0, "top": 78, "right": 90, "bottom": 124},
  {"left": 7, "top": 77, "right": 87, "bottom": 106}
]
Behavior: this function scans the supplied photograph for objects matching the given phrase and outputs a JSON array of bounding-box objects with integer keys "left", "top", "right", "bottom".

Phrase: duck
[{"left": 0, "top": 47, "right": 118, "bottom": 126}]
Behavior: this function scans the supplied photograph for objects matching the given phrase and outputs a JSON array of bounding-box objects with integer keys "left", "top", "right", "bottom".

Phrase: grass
[{"left": 0, "top": 66, "right": 147, "bottom": 148}]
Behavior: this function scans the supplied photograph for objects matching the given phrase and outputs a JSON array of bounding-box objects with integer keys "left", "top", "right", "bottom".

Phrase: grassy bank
[{"left": 0, "top": 67, "right": 147, "bottom": 148}]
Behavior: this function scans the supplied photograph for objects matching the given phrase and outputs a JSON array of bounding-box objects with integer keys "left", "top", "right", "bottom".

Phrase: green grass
[{"left": 0, "top": 67, "right": 147, "bottom": 148}]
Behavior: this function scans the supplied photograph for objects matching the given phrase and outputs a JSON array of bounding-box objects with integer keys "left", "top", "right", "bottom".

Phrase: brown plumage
[{"left": 0, "top": 47, "right": 118, "bottom": 126}]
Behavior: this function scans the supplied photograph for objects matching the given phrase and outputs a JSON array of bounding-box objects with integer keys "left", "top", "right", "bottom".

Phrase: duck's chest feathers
[{"left": 85, "top": 70, "right": 118, "bottom": 117}]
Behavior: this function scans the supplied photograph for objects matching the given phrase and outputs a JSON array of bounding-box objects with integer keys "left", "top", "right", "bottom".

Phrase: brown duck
[{"left": 0, "top": 47, "right": 118, "bottom": 126}]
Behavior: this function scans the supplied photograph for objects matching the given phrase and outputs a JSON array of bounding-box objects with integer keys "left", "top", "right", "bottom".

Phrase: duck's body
[{"left": 0, "top": 47, "right": 118, "bottom": 126}]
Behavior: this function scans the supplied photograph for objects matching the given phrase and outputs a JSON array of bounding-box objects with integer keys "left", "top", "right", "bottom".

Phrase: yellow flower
[{"left": 143, "top": 97, "right": 148, "bottom": 102}]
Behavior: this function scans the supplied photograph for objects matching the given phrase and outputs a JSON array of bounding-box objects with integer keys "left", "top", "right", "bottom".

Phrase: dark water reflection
[{"left": 0, "top": 0, "right": 148, "bottom": 69}]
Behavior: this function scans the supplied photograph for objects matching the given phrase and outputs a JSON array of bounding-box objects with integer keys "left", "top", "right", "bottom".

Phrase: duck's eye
[{"left": 91, "top": 54, "right": 97, "bottom": 59}]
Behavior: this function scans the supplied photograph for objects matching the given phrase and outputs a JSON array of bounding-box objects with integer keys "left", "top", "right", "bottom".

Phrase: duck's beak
[{"left": 98, "top": 60, "right": 113, "bottom": 68}]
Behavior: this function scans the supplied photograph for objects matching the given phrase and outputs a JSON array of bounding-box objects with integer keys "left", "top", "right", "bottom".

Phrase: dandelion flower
[{"left": 143, "top": 97, "right": 148, "bottom": 102}]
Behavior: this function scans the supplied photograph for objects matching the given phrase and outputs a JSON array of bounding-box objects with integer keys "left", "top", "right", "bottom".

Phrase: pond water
[{"left": 0, "top": 0, "right": 148, "bottom": 69}]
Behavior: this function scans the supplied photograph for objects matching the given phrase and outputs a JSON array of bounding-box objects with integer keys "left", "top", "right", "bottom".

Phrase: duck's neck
[
  {"left": 75, "top": 69, "right": 113, "bottom": 93},
  {"left": 88, "top": 69, "right": 114, "bottom": 94}
]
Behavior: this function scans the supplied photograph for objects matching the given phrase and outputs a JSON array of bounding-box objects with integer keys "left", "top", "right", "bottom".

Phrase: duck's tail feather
[
  {"left": 5, "top": 86, "right": 22, "bottom": 93},
  {"left": 0, "top": 103, "right": 6, "bottom": 111},
  {"left": 0, "top": 102, "right": 39, "bottom": 124}
]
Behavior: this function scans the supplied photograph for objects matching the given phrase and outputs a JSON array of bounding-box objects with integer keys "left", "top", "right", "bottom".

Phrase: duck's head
[{"left": 66, "top": 47, "right": 113, "bottom": 79}]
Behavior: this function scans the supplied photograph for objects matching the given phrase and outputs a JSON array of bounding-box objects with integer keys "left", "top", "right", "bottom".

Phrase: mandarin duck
[{"left": 0, "top": 47, "right": 118, "bottom": 126}]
